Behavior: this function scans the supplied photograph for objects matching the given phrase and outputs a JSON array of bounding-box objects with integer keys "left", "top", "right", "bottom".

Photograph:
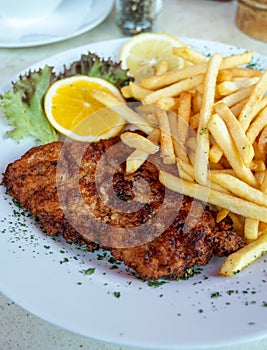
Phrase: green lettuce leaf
[
  {"left": 58, "top": 52, "right": 133, "bottom": 89},
  {"left": 1, "top": 65, "right": 58, "bottom": 144}
]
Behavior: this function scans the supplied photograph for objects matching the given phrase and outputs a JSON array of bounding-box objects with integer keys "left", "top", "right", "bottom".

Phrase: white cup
[{"left": 0, "top": 0, "right": 63, "bottom": 22}]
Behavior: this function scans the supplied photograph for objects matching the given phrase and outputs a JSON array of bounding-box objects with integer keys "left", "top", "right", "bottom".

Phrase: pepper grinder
[{"left": 116, "top": 0, "right": 157, "bottom": 36}]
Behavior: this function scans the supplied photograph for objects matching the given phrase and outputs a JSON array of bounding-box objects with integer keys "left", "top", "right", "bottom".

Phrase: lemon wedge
[
  {"left": 44, "top": 75, "right": 126, "bottom": 142},
  {"left": 119, "top": 32, "right": 185, "bottom": 82}
]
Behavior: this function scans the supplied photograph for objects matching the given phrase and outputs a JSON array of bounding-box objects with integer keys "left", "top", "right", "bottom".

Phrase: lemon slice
[
  {"left": 119, "top": 32, "right": 185, "bottom": 82},
  {"left": 44, "top": 76, "right": 126, "bottom": 142}
]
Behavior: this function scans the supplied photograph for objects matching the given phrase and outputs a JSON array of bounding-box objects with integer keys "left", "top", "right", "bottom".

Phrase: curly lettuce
[
  {"left": 1, "top": 65, "right": 58, "bottom": 144},
  {"left": 58, "top": 52, "right": 133, "bottom": 89}
]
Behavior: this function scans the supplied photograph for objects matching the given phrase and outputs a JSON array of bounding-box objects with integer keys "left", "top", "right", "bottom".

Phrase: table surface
[{"left": 0, "top": 1, "right": 267, "bottom": 349}]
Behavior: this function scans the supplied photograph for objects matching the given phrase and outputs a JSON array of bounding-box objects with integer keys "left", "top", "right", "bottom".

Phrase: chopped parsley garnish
[
  {"left": 113, "top": 291, "right": 121, "bottom": 298},
  {"left": 148, "top": 280, "right": 167, "bottom": 288},
  {"left": 60, "top": 257, "right": 69, "bottom": 264},
  {"left": 199, "top": 127, "right": 207, "bottom": 136},
  {"left": 211, "top": 292, "right": 222, "bottom": 298},
  {"left": 84, "top": 268, "right": 95, "bottom": 275},
  {"left": 184, "top": 268, "right": 193, "bottom": 280}
]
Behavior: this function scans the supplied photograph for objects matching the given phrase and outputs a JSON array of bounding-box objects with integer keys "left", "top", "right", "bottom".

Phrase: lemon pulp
[
  {"left": 120, "top": 33, "right": 184, "bottom": 82},
  {"left": 44, "top": 76, "right": 125, "bottom": 142}
]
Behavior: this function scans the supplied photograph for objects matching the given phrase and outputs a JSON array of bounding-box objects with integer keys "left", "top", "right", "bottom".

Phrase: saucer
[{"left": 0, "top": 0, "right": 114, "bottom": 48}]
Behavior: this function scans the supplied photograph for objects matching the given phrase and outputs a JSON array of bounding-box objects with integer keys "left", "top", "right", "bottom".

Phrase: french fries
[
  {"left": 219, "top": 232, "right": 267, "bottom": 277},
  {"left": 159, "top": 171, "right": 267, "bottom": 222},
  {"left": 209, "top": 173, "right": 267, "bottom": 207},
  {"left": 194, "top": 53, "right": 223, "bottom": 185},
  {"left": 238, "top": 70, "right": 267, "bottom": 131},
  {"left": 121, "top": 131, "right": 159, "bottom": 154},
  {"left": 140, "top": 62, "right": 208, "bottom": 90},
  {"left": 117, "top": 40, "right": 267, "bottom": 277},
  {"left": 217, "top": 77, "right": 259, "bottom": 96},
  {"left": 143, "top": 74, "right": 204, "bottom": 104},
  {"left": 156, "top": 60, "right": 169, "bottom": 75},
  {"left": 173, "top": 45, "right": 209, "bottom": 64},
  {"left": 246, "top": 106, "right": 267, "bottom": 144},
  {"left": 174, "top": 91, "right": 192, "bottom": 162},
  {"left": 121, "top": 81, "right": 152, "bottom": 100},
  {"left": 214, "top": 102, "right": 254, "bottom": 166},
  {"left": 125, "top": 129, "right": 160, "bottom": 173},
  {"left": 156, "top": 108, "right": 176, "bottom": 164},
  {"left": 90, "top": 89, "right": 154, "bottom": 135},
  {"left": 207, "top": 113, "right": 256, "bottom": 187},
  {"left": 244, "top": 217, "right": 259, "bottom": 241},
  {"left": 216, "top": 208, "right": 229, "bottom": 223}
]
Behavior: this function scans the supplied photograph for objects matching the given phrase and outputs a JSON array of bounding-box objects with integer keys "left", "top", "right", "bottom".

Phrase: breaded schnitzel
[{"left": 1, "top": 135, "right": 244, "bottom": 280}]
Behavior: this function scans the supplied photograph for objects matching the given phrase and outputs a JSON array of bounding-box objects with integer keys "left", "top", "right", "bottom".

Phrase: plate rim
[{"left": 0, "top": 36, "right": 267, "bottom": 350}]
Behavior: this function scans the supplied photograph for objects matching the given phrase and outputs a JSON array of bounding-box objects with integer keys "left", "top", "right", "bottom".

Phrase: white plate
[
  {"left": 0, "top": 38, "right": 267, "bottom": 350},
  {"left": 0, "top": 0, "right": 114, "bottom": 48}
]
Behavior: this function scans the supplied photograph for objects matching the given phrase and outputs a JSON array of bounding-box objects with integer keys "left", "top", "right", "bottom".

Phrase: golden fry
[
  {"left": 121, "top": 131, "right": 159, "bottom": 154},
  {"left": 155, "top": 97, "right": 179, "bottom": 111},
  {"left": 173, "top": 45, "right": 209, "bottom": 64},
  {"left": 249, "top": 159, "right": 266, "bottom": 172},
  {"left": 140, "top": 62, "right": 207, "bottom": 90},
  {"left": 176, "top": 159, "right": 195, "bottom": 180},
  {"left": 210, "top": 168, "right": 236, "bottom": 176},
  {"left": 192, "top": 90, "right": 203, "bottom": 114},
  {"left": 260, "top": 171, "right": 267, "bottom": 194},
  {"left": 125, "top": 129, "right": 160, "bottom": 173},
  {"left": 259, "top": 221, "right": 267, "bottom": 233},
  {"left": 143, "top": 74, "right": 204, "bottom": 105},
  {"left": 214, "top": 102, "right": 254, "bottom": 166},
  {"left": 185, "top": 136, "right": 197, "bottom": 151},
  {"left": 230, "top": 99, "right": 247, "bottom": 117},
  {"left": 175, "top": 92, "right": 192, "bottom": 162},
  {"left": 121, "top": 85, "right": 132, "bottom": 98},
  {"left": 209, "top": 144, "right": 223, "bottom": 163},
  {"left": 217, "top": 77, "right": 259, "bottom": 96},
  {"left": 194, "top": 53, "right": 223, "bottom": 185},
  {"left": 90, "top": 89, "right": 154, "bottom": 134},
  {"left": 159, "top": 171, "right": 267, "bottom": 222},
  {"left": 156, "top": 108, "right": 176, "bottom": 164},
  {"left": 210, "top": 173, "right": 267, "bottom": 207},
  {"left": 121, "top": 82, "right": 152, "bottom": 100},
  {"left": 217, "top": 69, "right": 233, "bottom": 83},
  {"left": 229, "top": 212, "right": 245, "bottom": 235},
  {"left": 258, "top": 125, "right": 267, "bottom": 155},
  {"left": 220, "top": 51, "right": 253, "bottom": 70},
  {"left": 244, "top": 217, "right": 259, "bottom": 241},
  {"left": 168, "top": 111, "right": 188, "bottom": 163},
  {"left": 189, "top": 113, "right": 200, "bottom": 129},
  {"left": 156, "top": 60, "right": 169, "bottom": 75},
  {"left": 217, "top": 85, "right": 254, "bottom": 108},
  {"left": 130, "top": 81, "right": 152, "bottom": 100},
  {"left": 126, "top": 150, "right": 149, "bottom": 174},
  {"left": 219, "top": 232, "right": 267, "bottom": 277},
  {"left": 207, "top": 113, "right": 256, "bottom": 187},
  {"left": 239, "top": 70, "right": 267, "bottom": 131},
  {"left": 216, "top": 208, "right": 230, "bottom": 223},
  {"left": 229, "top": 67, "right": 262, "bottom": 78}
]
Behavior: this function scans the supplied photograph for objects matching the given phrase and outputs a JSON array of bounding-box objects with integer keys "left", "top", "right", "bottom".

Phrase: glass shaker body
[{"left": 116, "top": 0, "right": 156, "bottom": 36}]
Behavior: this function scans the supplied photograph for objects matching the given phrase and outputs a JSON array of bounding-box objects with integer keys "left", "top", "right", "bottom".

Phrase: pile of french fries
[{"left": 91, "top": 43, "right": 267, "bottom": 277}]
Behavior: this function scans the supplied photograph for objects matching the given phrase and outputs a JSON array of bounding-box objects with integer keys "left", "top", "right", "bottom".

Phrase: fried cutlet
[{"left": 1, "top": 135, "right": 245, "bottom": 280}]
